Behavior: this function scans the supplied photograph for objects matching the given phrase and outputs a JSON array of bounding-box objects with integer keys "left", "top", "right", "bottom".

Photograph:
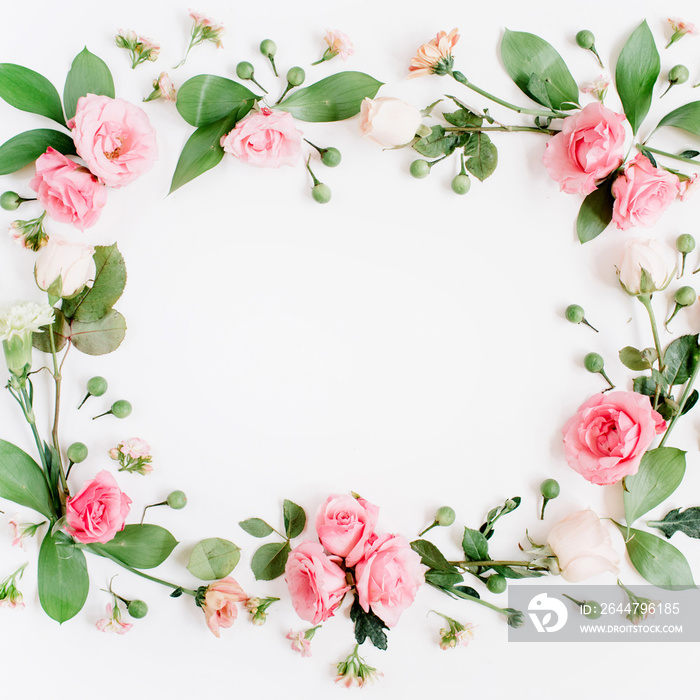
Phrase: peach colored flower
[
  {"left": 201, "top": 577, "right": 247, "bottom": 637},
  {"left": 667, "top": 18, "right": 698, "bottom": 48},
  {"left": 324, "top": 30, "right": 354, "bottom": 60},
  {"left": 409, "top": 28, "right": 460, "bottom": 78}
]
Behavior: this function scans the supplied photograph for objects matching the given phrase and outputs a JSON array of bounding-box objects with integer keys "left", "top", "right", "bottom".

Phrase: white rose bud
[
  {"left": 547, "top": 509, "right": 620, "bottom": 582},
  {"left": 35, "top": 237, "right": 96, "bottom": 298},
  {"left": 617, "top": 239, "right": 671, "bottom": 296},
  {"left": 359, "top": 97, "right": 422, "bottom": 148}
]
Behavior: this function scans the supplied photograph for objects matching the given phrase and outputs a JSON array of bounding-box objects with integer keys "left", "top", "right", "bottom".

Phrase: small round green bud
[
  {"left": 286, "top": 66, "right": 305, "bottom": 86},
  {"left": 540, "top": 478, "right": 560, "bottom": 500},
  {"left": 451, "top": 174, "right": 471, "bottom": 195},
  {"left": 669, "top": 64, "right": 690, "bottom": 84},
  {"left": 67, "top": 442, "right": 88, "bottom": 464},
  {"left": 87, "top": 376, "right": 108, "bottom": 397},
  {"left": 486, "top": 573, "right": 507, "bottom": 594},
  {"left": 435, "top": 506, "right": 456, "bottom": 527},
  {"left": 584, "top": 352, "right": 604, "bottom": 373},
  {"left": 576, "top": 30, "right": 595, "bottom": 49},
  {"left": 321, "top": 147, "right": 342, "bottom": 167},
  {"left": 166, "top": 490, "right": 188, "bottom": 510},
  {"left": 127, "top": 599, "right": 149, "bottom": 619},
  {"left": 676, "top": 234, "right": 696, "bottom": 254},
  {"left": 312, "top": 183, "right": 331, "bottom": 204},
  {"left": 236, "top": 61, "right": 255, "bottom": 80},
  {"left": 675, "top": 285, "right": 696, "bottom": 307},
  {"left": 565, "top": 304, "right": 585, "bottom": 324},
  {"left": 259, "top": 39, "right": 277, "bottom": 57},
  {"left": 410, "top": 159, "right": 431, "bottom": 179},
  {"left": 582, "top": 600, "right": 602, "bottom": 619},
  {"left": 111, "top": 400, "right": 132, "bottom": 419},
  {"left": 0, "top": 191, "right": 22, "bottom": 211}
]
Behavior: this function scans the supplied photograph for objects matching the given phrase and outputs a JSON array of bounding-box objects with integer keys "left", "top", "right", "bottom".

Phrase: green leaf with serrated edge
[
  {"left": 649, "top": 507, "right": 700, "bottom": 539},
  {"left": 410, "top": 539, "right": 456, "bottom": 572},
  {"left": 425, "top": 570, "right": 464, "bottom": 588},
  {"left": 0, "top": 440, "right": 56, "bottom": 519},
  {"left": 186, "top": 538, "right": 240, "bottom": 580},
  {"left": 32, "top": 309, "right": 69, "bottom": 354},
  {"left": 577, "top": 178, "right": 615, "bottom": 243},
  {"left": 283, "top": 499, "right": 306, "bottom": 539},
  {"left": 239, "top": 518, "right": 274, "bottom": 537},
  {"left": 0, "top": 129, "right": 75, "bottom": 176},
  {"left": 633, "top": 375, "right": 661, "bottom": 398},
  {"left": 624, "top": 448, "right": 686, "bottom": 525},
  {"left": 500, "top": 30, "right": 578, "bottom": 110},
  {"left": 614, "top": 523, "right": 695, "bottom": 589},
  {"left": 491, "top": 565, "right": 543, "bottom": 579},
  {"left": 70, "top": 310, "right": 126, "bottom": 356},
  {"left": 652, "top": 368, "right": 669, "bottom": 393},
  {"left": 89, "top": 525, "right": 178, "bottom": 569},
  {"left": 464, "top": 133, "right": 498, "bottom": 181},
  {"left": 619, "top": 346, "right": 652, "bottom": 371},
  {"left": 278, "top": 72, "right": 382, "bottom": 122},
  {"left": 63, "top": 48, "right": 115, "bottom": 122},
  {"left": 61, "top": 245, "right": 127, "bottom": 323},
  {"left": 350, "top": 597, "right": 388, "bottom": 650},
  {"left": 413, "top": 125, "right": 460, "bottom": 158},
  {"left": 0, "top": 64, "right": 65, "bottom": 125},
  {"left": 443, "top": 98, "right": 483, "bottom": 129},
  {"left": 251, "top": 541, "right": 291, "bottom": 580},
  {"left": 615, "top": 21, "right": 660, "bottom": 135},
  {"left": 654, "top": 102, "right": 700, "bottom": 138},
  {"left": 664, "top": 335, "right": 699, "bottom": 386},
  {"left": 38, "top": 532, "right": 89, "bottom": 623},
  {"left": 176, "top": 75, "right": 257, "bottom": 127},
  {"left": 462, "top": 527, "right": 489, "bottom": 562}
]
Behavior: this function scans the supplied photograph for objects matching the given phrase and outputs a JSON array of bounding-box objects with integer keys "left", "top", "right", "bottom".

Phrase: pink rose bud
[
  {"left": 34, "top": 237, "right": 96, "bottom": 298},
  {"left": 200, "top": 577, "right": 247, "bottom": 637}
]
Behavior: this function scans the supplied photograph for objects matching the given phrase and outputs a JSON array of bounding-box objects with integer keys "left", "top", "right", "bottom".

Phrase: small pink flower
[
  {"left": 409, "top": 28, "right": 459, "bottom": 78},
  {"left": 667, "top": 18, "right": 698, "bottom": 48},
  {"left": 200, "top": 577, "right": 247, "bottom": 637},
  {"left": 144, "top": 72, "right": 177, "bottom": 103},
  {"left": 96, "top": 604, "right": 132, "bottom": 634},
  {"left": 8, "top": 517, "right": 43, "bottom": 549},
  {"left": 187, "top": 10, "right": 225, "bottom": 48},
  {"left": 120, "top": 438, "right": 151, "bottom": 459},
  {"left": 286, "top": 630, "right": 313, "bottom": 657},
  {"left": 580, "top": 74, "right": 611, "bottom": 102},
  {"left": 678, "top": 173, "right": 700, "bottom": 201},
  {"left": 323, "top": 30, "right": 354, "bottom": 60}
]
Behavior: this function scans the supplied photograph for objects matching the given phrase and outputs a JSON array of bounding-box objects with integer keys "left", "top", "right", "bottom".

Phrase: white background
[{"left": 1, "top": 0, "right": 700, "bottom": 696}]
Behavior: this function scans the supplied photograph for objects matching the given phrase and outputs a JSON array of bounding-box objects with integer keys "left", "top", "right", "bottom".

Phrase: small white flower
[{"left": 0, "top": 302, "right": 54, "bottom": 342}]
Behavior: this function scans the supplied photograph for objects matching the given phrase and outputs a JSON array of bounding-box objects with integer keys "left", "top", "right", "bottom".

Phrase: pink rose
[
  {"left": 315, "top": 494, "right": 379, "bottom": 567},
  {"left": 201, "top": 577, "right": 247, "bottom": 637},
  {"left": 65, "top": 470, "right": 131, "bottom": 543},
  {"left": 285, "top": 540, "right": 350, "bottom": 624},
  {"left": 611, "top": 154, "right": 680, "bottom": 230},
  {"left": 220, "top": 108, "right": 303, "bottom": 168},
  {"left": 562, "top": 391, "right": 666, "bottom": 485},
  {"left": 542, "top": 102, "right": 626, "bottom": 195},
  {"left": 68, "top": 94, "right": 158, "bottom": 188},
  {"left": 29, "top": 148, "right": 107, "bottom": 230},
  {"left": 355, "top": 534, "right": 427, "bottom": 628}
]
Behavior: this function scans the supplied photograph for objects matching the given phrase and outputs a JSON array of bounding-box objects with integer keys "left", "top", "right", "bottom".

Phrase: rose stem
[{"left": 659, "top": 355, "right": 700, "bottom": 448}]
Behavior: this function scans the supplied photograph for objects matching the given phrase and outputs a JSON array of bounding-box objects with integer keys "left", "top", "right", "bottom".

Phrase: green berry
[
  {"left": 584, "top": 352, "right": 604, "bottom": 373},
  {"left": 540, "top": 479, "right": 560, "bottom": 500},
  {"left": 677, "top": 234, "right": 696, "bottom": 254},
  {"left": 451, "top": 174, "right": 471, "bottom": 195},
  {"left": 675, "top": 286, "right": 696, "bottom": 307},
  {"left": 87, "top": 376, "right": 108, "bottom": 397},
  {"left": 312, "top": 183, "right": 331, "bottom": 204},
  {"left": 286, "top": 66, "right": 305, "bottom": 86},
  {"left": 0, "top": 191, "right": 22, "bottom": 211},
  {"left": 486, "top": 574, "right": 507, "bottom": 594},
  {"left": 67, "top": 442, "right": 88, "bottom": 464},
  {"left": 576, "top": 30, "right": 595, "bottom": 49},
  {"left": 111, "top": 400, "right": 132, "bottom": 419},
  {"left": 582, "top": 600, "right": 602, "bottom": 619},
  {"left": 321, "top": 147, "right": 342, "bottom": 168},
  {"left": 236, "top": 61, "right": 254, "bottom": 80},
  {"left": 669, "top": 65, "right": 690, "bottom": 84},
  {"left": 435, "top": 506, "right": 456, "bottom": 527},
  {"left": 565, "top": 304, "right": 585, "bottom": 324},
  {"left": 127, "top": 600, "right": 149, "bottom": 619},
  {"left": 410, "top": 159, "right": 431, "bottom": 179},
  {"left": 167, "top": 490, "right": 187, "bottom": 510},
  {"left": 259, "top": 39, "right": 277, "bottom": 57}
]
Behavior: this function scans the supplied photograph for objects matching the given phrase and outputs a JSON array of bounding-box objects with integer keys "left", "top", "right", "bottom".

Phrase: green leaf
[
  {"left": 38, "top": 532, "right": 89, "bottom": 623},
  {"left": 491, "top": 565, "right": 544, "bottom": 579},
  {"left": 239, "top": 518, "right": 274, "bottom": 537},
  {"left": 89, "top": 525, "right": 178, "bottom": 569},
  {"left": 624, "top": 448, "right": 686, "bottom": 525},
  {"left": 0, "top": 440, "right": 55, "bottom": 519},
  {"left": 63, "top": 48, "right": 115, "bottom": 122},
  {"left": 413, "top": 125, "right": 460, "bottom": 157},
  {"left": 186, "top": 537, "right": 240, "bottom": 580},
  {"left": 614, "top": 21, "right": 660, "bottom": 135},
  {"left": 462, "top": 527, "right": 489, "bottom": 562},
  {"left": 649, "top": 507, "right": 700, "bottom": 539},
  {"left": 0, "top": 63, "right": 65, "bottom": 125},
  {"left": 0, "top": 129, "right": 75, "bottom": 176},
  {"left": 479, "top": 496, "right": 521, "bottom": 540},
  {"left": 619, "top": 346, "right": 652, "bottom": 371},
  {"left": 443, "top": 98, "right": 483, "bottom": 128},
  {"left": 410, "top": 539, "right": 456, "bottom": 572},
  {"left": 500, "top": 30, "right": 579, "bottom": 110},
  {"left": 633, "top": 375, "right": 661, "bottom": 398},
  {"left": 350, "top": 597, "right": 388, "bottom": 650},
  {"left": 577, "top": 178, "right": 614, "bottom": 243},
  {"left": 663, "top": 335, "right": 699, "bottom": 386},
  {"left": 655, "top": 102, "right": 700, "bottom": 138},
  {"left": 615, "top": 523, "right": 695, "bottom": 589},
  {"left": 679, "top": 149, "right": 700, "bottom": 159},
  {"left": 251, "top": 541, "right": 291, "bottom": 580},
  {"left": 176, "top": 75, "right": 257, "bottom": 127},
  {"left": 464, "top": 133, "right": 498, "bottom": 181},
  {"left": 681, "top": 390, "right": 699, "bottom": 416},
  {"left": 32, "top": 309, "right": 69, "bottom": 354},
  {"left": 61, "top": 245, "right": 127, "bottom": 323},
  {"left": 70, "top": 309, "right": 126, "bottom": 355},
  {"left": 278, "top": 72, "right": 383, "bottom": 122},
  {"left": 451, "top": 585, "right": 480, "bottom": 600},
  {"left": 425, "top": 570, "right": 464, "bottom": 588},
  {"left": 283, "top": 499, "right": 306, "bottom": 539}
]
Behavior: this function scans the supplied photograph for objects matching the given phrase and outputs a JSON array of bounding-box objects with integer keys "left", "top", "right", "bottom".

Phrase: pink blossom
[
  {"left": 580, "top": 74, "right": 611, "bottom": 102},
  {"left": 286, "top": 630, "right": 313, "bottom": 657},
  {"left": 409, "top": 28, "right": 459, "bottom": 77},
  {"left": 120, "top": 438, "right": 150, "bottom": 459},
  {"left": 678, "top": 173, "right": 700, "bottom": 201},
  {"left": 201, "top": 577, "right": 247, "bottom": 637},
  {"left": 96, "top": 604, "right": 132, "bottom": 634},
  {"left": 667, "top": 18, "right": 698, "bottom": 48},
  {"left": 324, "top": 30, "right": 354, "bottom": 60}
]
